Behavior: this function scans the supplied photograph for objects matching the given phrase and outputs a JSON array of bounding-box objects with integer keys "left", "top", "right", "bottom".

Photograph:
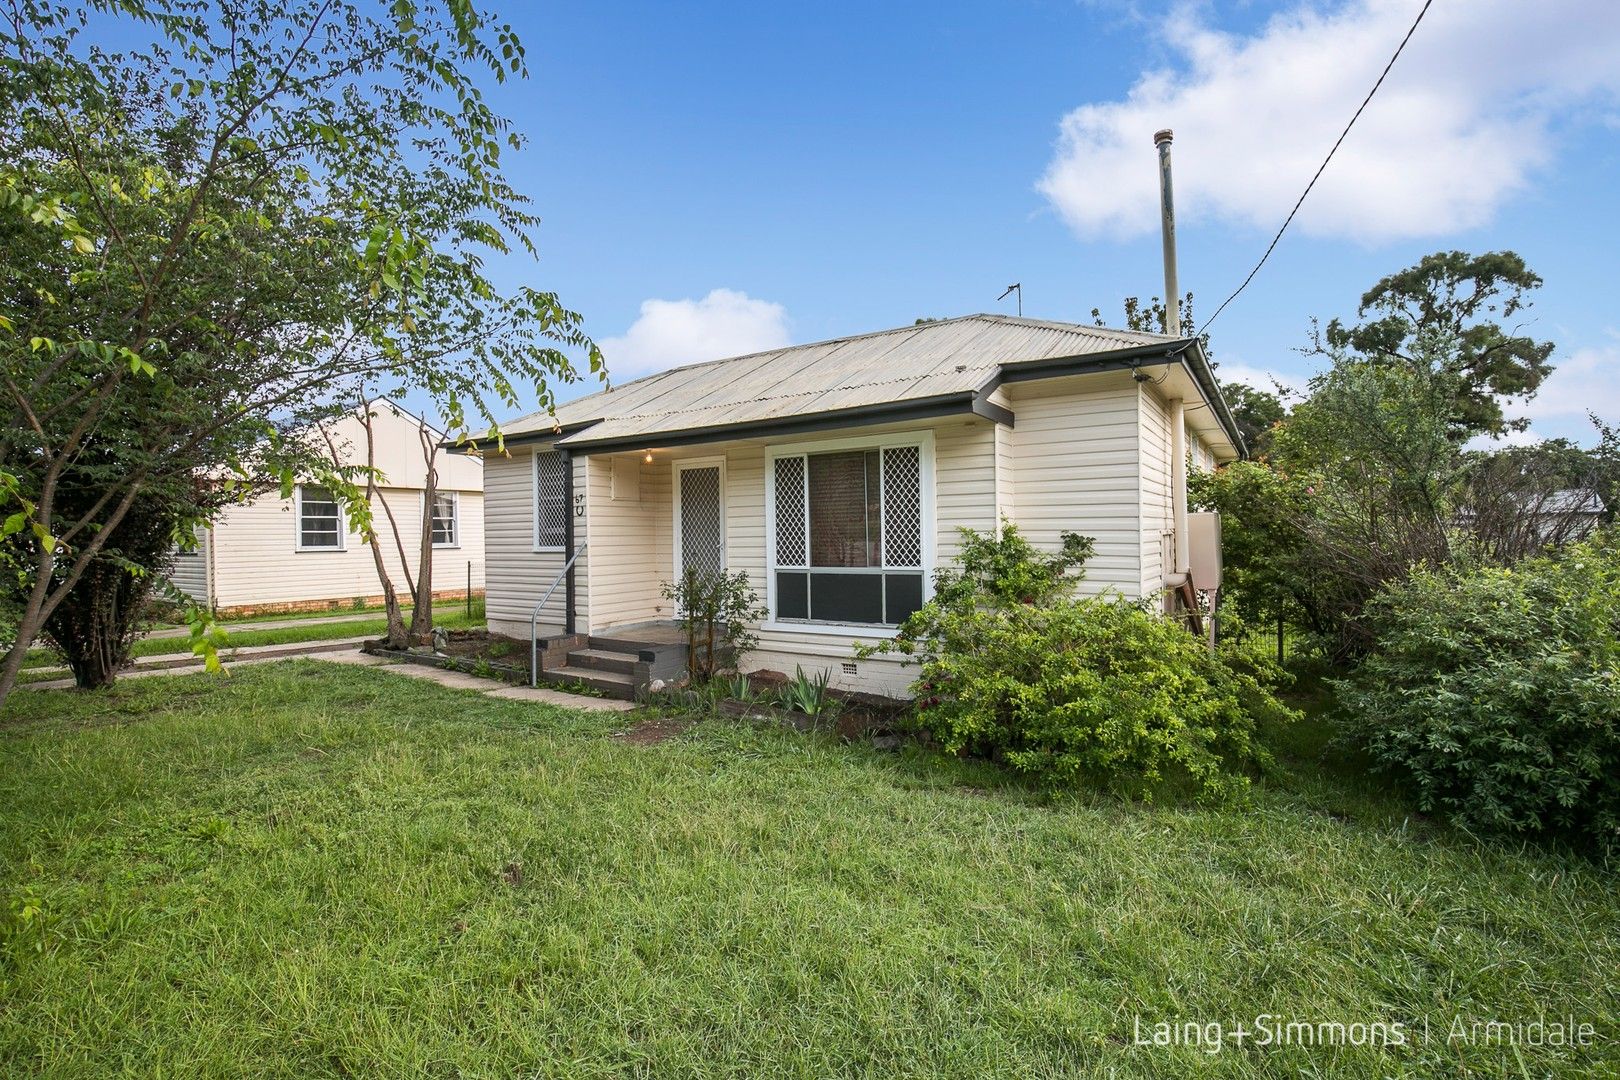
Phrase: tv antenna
[{"left": 996, "top": 283, "right": 1022, "bottom": 317}]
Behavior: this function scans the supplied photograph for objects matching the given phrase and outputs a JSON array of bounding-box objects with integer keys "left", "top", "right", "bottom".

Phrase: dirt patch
[{"left": 616, "top": 715, "right": 689, "bottom": 746}]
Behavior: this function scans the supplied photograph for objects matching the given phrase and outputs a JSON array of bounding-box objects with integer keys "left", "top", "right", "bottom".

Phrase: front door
[{"left": 675, "top": 460, "right": 726, "bottom": 581}]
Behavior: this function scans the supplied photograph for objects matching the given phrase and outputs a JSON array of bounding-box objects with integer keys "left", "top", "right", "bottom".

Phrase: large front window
[{"left": 771, "top": 442, "right": 925, "bottom": 626}]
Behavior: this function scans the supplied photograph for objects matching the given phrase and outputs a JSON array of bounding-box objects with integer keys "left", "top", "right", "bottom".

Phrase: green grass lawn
[
  {"left": 147, "top": 598, "right": 484, "bottom": 628},
  {"left": 2, "top": 663, "right": 1616, "bottom": 1077},
  {"left": 19, "top": 607, "right": 485, "bottom": 672},
  {"left": 128, "top": 607, "right": 487, "bottom": 659}
]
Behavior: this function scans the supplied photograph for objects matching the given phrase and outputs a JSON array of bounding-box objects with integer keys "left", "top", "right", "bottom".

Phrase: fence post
[{"left": 467, "top": 561, "right": 472, "bottom": 619}]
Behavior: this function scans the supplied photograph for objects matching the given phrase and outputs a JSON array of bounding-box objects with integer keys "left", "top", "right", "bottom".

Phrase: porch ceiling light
[{"left": 643, "top": 450, "right": 654, "bottom": 465}]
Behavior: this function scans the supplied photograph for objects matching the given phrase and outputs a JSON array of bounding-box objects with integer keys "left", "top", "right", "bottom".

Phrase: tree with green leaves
[
  {"left": 1324, "top": 250, "right": 1554, "bottom": 439},
  {"left": 1218, "top": 381, "right": 1287, "bottom": 458},
  {"left": 0, "top": 0, "right": 602, "bottom": 706}
]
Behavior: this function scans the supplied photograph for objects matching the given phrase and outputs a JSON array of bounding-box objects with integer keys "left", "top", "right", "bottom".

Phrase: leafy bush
[
  {"left": 869, "top": 525, "right": 1294, "bottom": 802},
  {"left": 1337, "top": 533, "right": 1620, "bottom": 849},
  {"left": 661, "top": 568, "right": 766, "bottom": 682}
]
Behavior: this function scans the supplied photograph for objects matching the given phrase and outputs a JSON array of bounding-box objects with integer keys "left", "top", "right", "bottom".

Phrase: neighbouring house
[
  {"left": 460, "top": 314, "right": 1243, "bottom": 698},
  {"left": 169, "top": 400, "right": 486, "bottom": 616}
]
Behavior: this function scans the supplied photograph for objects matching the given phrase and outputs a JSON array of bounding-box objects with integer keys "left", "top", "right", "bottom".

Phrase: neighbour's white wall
[
  {"left": 166, "top": 527, "right": 211, "bottom": 605},
  {"left": 482, "top": 446, "right": 580, "bottom": 637},
  {"left": 1003, "top": 370, "right": 1145, "bottom": 598},
  {"left": 209, "top": 488, "right": 485, "bottom": 609}
]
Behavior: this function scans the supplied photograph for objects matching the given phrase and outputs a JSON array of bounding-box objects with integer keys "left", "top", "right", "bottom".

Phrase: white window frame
[
  {"left": 427, "top": 490, "right": 460, "bottom": 549},
  {"left": 293, "top": 483, "right": 346, "bottom": 552},
  {"left": 532, "top": 447, "right": 569, "bottom": 553},
  {"left": 672, "top": 455, "right": 729, "bottom": 583},
  {"left": 763, "top": 430, "right": 934, "bottom": 637}
]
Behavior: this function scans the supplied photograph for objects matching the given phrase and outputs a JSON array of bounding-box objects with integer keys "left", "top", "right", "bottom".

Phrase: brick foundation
[{"left": 215, "top": 588, "right": 483, "bottom": 620}]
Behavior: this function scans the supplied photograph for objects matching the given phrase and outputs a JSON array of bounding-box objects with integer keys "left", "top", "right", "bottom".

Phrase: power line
[{"left": 1198, "top": 0, "right": 1436, "bottom": 335}]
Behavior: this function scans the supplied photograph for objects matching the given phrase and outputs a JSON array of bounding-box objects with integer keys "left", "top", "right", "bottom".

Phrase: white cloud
[
  {"left": 1516, "top": 343, "right": 1620, "bottom": 432},
  {"left": 599, "top": 289, "right": 791, "bottom": 380},
  {"left": 1213, "top": 360, "right": 1307, "bottom": 399},
  {"left": 1039, "top": 0, "right": 1620, "bottom": 242}
]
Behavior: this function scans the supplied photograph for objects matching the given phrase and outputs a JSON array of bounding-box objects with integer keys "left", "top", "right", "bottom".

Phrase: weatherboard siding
[
  {"left": 1139, "top": 385, "right": 1173, "bottom": 597},
  {"left": 208, "top": 488, "right": 485, "bottom": 610},
  {"left": 1004, "top": 370, "right": 1145, "bottom": 598},
  {"left": 483, "top": 447, "right": 577, "bottom": 637}
]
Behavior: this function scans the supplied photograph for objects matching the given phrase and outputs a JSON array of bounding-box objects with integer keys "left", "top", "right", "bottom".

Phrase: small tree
[
  {"left": 661, "top": 569, "right": 765, "bottom": 683},
  {"left": 319, "top": 401, "right": 452, "bottom": 650},
  {"left": 0, "top": 1, "right": 603, "bottom": 706}
]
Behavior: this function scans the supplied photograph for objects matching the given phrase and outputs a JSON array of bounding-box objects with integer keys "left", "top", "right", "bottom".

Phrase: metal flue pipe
[{"left": 1154, "top": 129, "right": 1180, "bottom": 338}]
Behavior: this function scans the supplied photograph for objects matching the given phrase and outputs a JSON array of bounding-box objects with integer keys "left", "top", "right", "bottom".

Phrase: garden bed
[
  {"left": 652, "top": 669, "right": 914, "bottom": 748},
  {"left": 362, "top": 629, "right": 530, "bottom": 684}
]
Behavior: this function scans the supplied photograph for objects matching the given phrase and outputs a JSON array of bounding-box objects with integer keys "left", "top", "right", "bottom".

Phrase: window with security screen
[
  {"left": 771, "top": 442, "right": 925, "bottom": 626},
  {"left": 534, "top": 450, "right": 569, "bottom": 550}
]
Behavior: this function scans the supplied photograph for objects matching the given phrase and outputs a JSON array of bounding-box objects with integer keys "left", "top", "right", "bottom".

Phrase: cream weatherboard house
[
  {"left": 462, "top": 314, "right": 1241, "bottom": 698},
  {"left": 169, "top": 400, "right": 486, "bottom": 615}
]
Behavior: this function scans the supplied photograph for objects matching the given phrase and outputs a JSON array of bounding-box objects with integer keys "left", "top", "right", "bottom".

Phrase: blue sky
[{"left": 461, "top": 2, "right": 1619, "bottom": 442}]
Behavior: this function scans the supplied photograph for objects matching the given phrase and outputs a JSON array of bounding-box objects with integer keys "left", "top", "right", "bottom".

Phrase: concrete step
[
  {"left": 567, "top": 647, "right": 638, "bottom": 675},
  {"left": 585, "top": 634, "right": 663, "bottom": 658},
  {"left": 538, "top": 665, "right": 637, "bottom": 700}
]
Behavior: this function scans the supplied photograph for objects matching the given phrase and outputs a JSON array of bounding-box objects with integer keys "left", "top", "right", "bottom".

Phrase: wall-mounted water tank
[{"left": 1188, "top": 511, "right": 1223, "bottom": 592}]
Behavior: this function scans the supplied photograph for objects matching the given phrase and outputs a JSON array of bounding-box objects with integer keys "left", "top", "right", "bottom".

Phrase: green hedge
[{"left": 1338, "top": 532, "right": 1620, "bottom": 849}]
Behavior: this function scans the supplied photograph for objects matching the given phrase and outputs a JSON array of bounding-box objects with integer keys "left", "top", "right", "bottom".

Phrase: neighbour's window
[
  {"left": 297, "top": 485, "right": 343, "bottom": 550},
  {"left": 771, "top": 443, "right": 924, "bottom": 625},
  {"left": 430, "top": 492, "right": 458, "bottom": 547},
  {"left": 534, "top": 450, "right": 569, "bottom": 549}
]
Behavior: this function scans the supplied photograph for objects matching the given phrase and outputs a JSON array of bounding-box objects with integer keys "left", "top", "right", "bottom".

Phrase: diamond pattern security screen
[
  {"left": 679, "top": 466, "right": 724, "bottom": 576},
  {"left": 774, "top": 456, "right": 806, "bottom": 566},
  {"left": 535, "top": 451, "right": 569, "bottom": 549},
  {"left": 298, "top": 485, "right": 342, "bottom": 549},
  {"left": 882, "top": 446, "right": 921, "bottom": 567},
  {"left": 771, "top": 442, "right": 924, "bottom": 626}
]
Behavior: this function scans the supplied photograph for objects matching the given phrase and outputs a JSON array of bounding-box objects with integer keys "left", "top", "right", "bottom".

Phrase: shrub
[
  {"left": 660, "top": 568, "right": 766, "bottom": 682},
  {"left": 869, "top": 525, "right": 1294, "bottom": 802},
  {"left": 1337, "top": 532, "right": 1620, "bottom": 849}
]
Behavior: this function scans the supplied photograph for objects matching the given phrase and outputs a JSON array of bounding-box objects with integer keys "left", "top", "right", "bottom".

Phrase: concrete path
[
  {"left": 26, "top": 642, "right": 635, "bottom": 713},
  {"left": 316, "top": 651, "right": 636, "bottom": 711},
  {"left": 22, "top": 637, "right": 373, "bottom": 690}
]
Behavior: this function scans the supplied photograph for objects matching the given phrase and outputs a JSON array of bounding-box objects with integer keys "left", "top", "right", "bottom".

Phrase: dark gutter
[
  {"left": 1177, "top": 340, "right": 1248, "bottom": 460},
  {"left": 441, "top": 419, "right": 598, "bottom": 455},
  {"left": 997, "top": 339, "right": 1186, "bottom": 384},
  {"left": 555, "top": 390, "right": 998, "bottom": 456}
]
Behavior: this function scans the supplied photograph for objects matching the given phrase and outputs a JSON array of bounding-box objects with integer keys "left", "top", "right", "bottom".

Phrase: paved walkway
[
  {"left": 316, "top": 651, "right": 635, "bottom": 711},
  {"left": 25, "top": 642, "right": 635, "bottom": 713}
]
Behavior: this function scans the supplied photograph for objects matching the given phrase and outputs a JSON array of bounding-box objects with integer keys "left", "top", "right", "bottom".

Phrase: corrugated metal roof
[{"left": 496, "top": 314, "right": 1178, "bottom": 447}]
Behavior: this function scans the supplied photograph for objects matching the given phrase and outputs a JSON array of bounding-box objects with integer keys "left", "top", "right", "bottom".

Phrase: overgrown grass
[{"left": 1, "top": 663, "right": 1616, "bottom": 1077}]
